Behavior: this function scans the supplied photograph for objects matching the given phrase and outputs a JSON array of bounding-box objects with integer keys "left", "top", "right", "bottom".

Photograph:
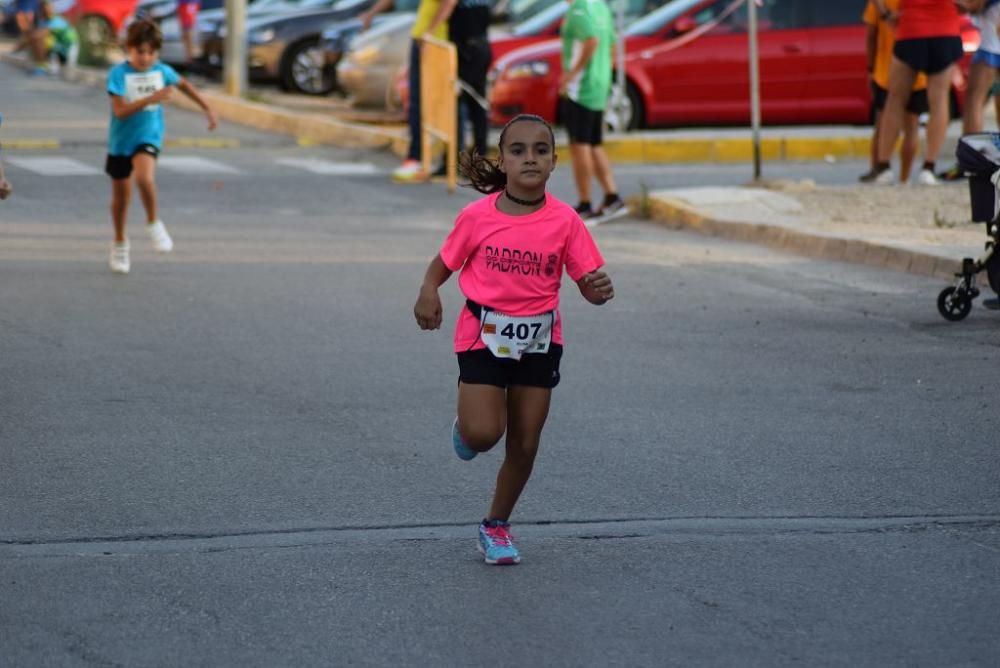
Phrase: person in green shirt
[
  {"left": 559, "top": 0, "right": 625, "bottom": 222},
  {"left": 37, "top": 0, "right": 79, "bottom": 74}
]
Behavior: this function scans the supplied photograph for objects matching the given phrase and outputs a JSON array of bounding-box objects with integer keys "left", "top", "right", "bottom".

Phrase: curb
[
  {"left": 2, "top": 52, "right": 875, "bottom": 163},
  {"left": 643, "top": 194, "right": 962, "bottom": 281},
  {"left": 0, "top": 53, "right": 408, "bottom": 155}
]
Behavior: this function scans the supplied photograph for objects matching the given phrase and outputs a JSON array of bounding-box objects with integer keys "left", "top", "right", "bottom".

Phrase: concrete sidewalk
[{"left": 643, "top": 184, "right": 989, "bottom": 281}]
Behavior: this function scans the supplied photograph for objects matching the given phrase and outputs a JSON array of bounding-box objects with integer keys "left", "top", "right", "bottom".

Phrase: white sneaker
[
  {"left": 147, "top": 220, "right": 173, "bottom": 252},
  {"left": 916, "top": 168, "right": 939, "bottom": 186},
  {"left": 391, "top": 159, "right": 428, "bottom": 183},
  {"left": 873, "top": 168, "right": 895, "bottom": 185},
  {"left": 109, "top": 241, "right": 130, "bottom": 274}
]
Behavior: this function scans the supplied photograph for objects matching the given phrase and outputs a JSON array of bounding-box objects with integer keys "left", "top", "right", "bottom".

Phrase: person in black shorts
[
  {"left": 871, "top": 0, "right": 965, "bottom": 185},
  {"left": 558, "top": 0, "right": 626, "bottom": 221}
]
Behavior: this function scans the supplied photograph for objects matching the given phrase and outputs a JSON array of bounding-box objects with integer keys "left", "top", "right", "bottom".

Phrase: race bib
[
  {"left": 124, "top": 70, "right": 165, "bottom": 111},
  {"left": 479, "top": 309, "right": 555, "bottom": 360}
]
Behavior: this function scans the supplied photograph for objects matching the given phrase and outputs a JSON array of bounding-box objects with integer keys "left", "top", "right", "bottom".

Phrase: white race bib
[
  {"left": 479, "top": 309, "right": 555, "bottom": 360},
  {"left": 124, "top": 70, "right": 165, "bottom": 111}
]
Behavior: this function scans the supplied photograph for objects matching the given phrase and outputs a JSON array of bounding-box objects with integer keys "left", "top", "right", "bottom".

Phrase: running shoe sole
[{"left": 477, "top": 542, "right": 521, "bottom": 565}]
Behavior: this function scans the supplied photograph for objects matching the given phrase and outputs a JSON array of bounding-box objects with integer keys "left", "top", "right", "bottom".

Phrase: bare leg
[
  {"left": 456, "top": 381, "right": 507, "bottom": 453},
  {"left": 900, "top": 112, "right": 920, "bottom": 183},
  {"left": 877, "top": 57, "right": 919, "bottom": 164},
  {"left": 487, "top": 385, "right": 551, "bottom": 521},
  {"left": 963, "top": 60, "right": 995, "bottom": 135},
  {"left": 182, "top": 29, "right": 195, "bottom": 64},
  {"left": 592, "top": 145, "right": 618, "bottom": 198},
  {"left": 132, "top": 153, "right": 158, "bottom": 224},
  {"left": 924, "top": 64, "right": 955, "bottom": 165},
  {"left": 569, "top": 143, "right": 593, "bottom": 204},
  {"left": 869, "top": 109, "right": 883, "bottom": 172},
  {"left": 110, "top": 177, "right": 131, "bottom": 242}
]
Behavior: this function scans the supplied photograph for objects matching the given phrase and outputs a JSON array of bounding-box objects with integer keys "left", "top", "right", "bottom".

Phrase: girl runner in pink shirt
[{"left": 413, "top": 114, "right": 615, "bottom": 565}]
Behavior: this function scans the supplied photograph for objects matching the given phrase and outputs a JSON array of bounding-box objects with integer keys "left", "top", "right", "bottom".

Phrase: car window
[
  {"left": 707, "top": 0, "right": 806, "bottom": 34},
  {"left": 809, "top": 0, "right": 866, "bottom": 27},
  {"left": 512, "top": 1, "right": 566, "bottom": 36}
]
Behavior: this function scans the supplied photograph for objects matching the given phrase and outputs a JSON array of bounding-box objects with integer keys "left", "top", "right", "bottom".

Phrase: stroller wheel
[{"left": 937, "top": 287, "right": 973, "bottom": 322}]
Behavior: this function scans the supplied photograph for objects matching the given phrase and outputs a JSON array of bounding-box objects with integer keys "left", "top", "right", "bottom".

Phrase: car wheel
[
  {"left": 281, "top": 37, "right": 335, "bottom": 95},
  {"left": 624, "top": 81, "right": 644, "bottom": 131},
  {"left": 77, "top": 15, "right": 115, "bottom": 67}
]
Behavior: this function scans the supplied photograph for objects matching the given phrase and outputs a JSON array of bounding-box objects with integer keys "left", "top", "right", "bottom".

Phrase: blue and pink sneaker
[
  {"left": 452, "top": 418, "right": 477, "bottom": 461},
  {"left": 477, "top": 519, "right": 521, "bottom": 565}
]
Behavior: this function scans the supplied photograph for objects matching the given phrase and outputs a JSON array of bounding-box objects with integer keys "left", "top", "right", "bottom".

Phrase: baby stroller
[{"left": 936, "top": 133, "right": 1000, "bottom": 321}]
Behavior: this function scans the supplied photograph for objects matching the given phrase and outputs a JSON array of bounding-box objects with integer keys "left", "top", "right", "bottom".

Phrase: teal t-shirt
[
  {"left": 560, "top": 0, "right": 615, "bottom": 112},
  {"left": 106, "top": 61, "right": 180, "bottom": 156}
]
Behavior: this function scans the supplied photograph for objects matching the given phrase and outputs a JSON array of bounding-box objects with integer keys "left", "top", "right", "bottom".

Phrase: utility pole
[
  {"left": 747, "top": 0, "right": 762, "bottom": 181},
  {"left": 223, "top": 0, "right": 246, "bottom": 96}
]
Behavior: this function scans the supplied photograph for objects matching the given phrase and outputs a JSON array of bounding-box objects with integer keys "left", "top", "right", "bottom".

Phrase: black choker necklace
[{"left": 504, "top": 189, "right": 545, "bottom": 207}]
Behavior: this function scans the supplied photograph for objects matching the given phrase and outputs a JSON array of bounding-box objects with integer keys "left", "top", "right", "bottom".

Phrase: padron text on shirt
[{"left": 483, "top": 246, "right": 542, "bottom": 276}]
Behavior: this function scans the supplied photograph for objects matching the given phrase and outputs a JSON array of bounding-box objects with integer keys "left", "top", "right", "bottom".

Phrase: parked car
[
  {"left": 336, "top": 11, "right": 415, "bottom": 108},
  {"left": 195, "top": 0, "right": 373, "bottom": 93},
  {"left": 315, "top": 0, "right": 418, "bottom": 96},
  {"left": 489, "top": 0, "right": 980, "bottom": 129},
  {"left": 65, "top": 0, "right": 137, "bottom": 62},
  {"left": 157, "top": 0, "right": 326, "bottom": 66},
  {"left": 395, "top": 0, "right": 664, "bottom": 113}
]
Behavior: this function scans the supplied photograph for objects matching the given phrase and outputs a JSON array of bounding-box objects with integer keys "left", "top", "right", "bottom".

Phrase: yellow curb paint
[
  {"left": 296, "top": 137, "right": 320, "bottom": 147},
  {"left": 783, "top": 137, "right": 869, "bottom": 161},
  {"left": 2, "top": 138, "right": 61, "bottom": 149},
  {"left": 164, "top": 137, "right": 240, "bottom": 149}
]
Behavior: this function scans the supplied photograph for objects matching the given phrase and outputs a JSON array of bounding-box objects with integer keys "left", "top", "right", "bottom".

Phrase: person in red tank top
[{"left": 869, "top": 0, "right": 968, "bottom": 185}]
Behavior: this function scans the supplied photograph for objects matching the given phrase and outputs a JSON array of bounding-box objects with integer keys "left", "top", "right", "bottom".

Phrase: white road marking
[
  {"left": 5, "top": 156, "right": 102, "bottom": 176},
  {"left": 275, "top": 158, "right": 381, "bottom": 175},
  {"left": 157, "top": 155, "right": 242, "bottom": 174}
]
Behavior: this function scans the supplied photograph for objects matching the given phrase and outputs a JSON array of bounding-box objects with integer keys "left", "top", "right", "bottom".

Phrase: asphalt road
[{"left": 1, "top": 62, "right": 998, "bottom": 666}]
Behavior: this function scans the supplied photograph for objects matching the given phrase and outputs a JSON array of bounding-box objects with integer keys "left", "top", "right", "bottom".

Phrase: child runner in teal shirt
[{"left": 105, "top": 18, "right": 216, "bottom": 275}]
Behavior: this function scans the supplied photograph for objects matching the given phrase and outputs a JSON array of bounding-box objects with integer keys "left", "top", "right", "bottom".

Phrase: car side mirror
[{"left": 672, "top": 16, "right": 697, "bottom": 35}]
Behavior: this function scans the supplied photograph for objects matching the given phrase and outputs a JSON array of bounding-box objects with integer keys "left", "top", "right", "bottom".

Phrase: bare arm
[
  {"left": 360, "top": 0, "right": 396, "bottom": 30},
  {"left": 576, "top": 269, "right": 614, "bottom": 305},
  {"left": 422, "top": 0, "right": 458, "bottom": 38},
  {"left": 109, "top": 87, "right": 173, "bottom": 120},
  {"left": 414, "top": 254, "right": 454, "bottom": 330},
  {"left": 177, "top": 78, "right": 218, "bottom": 130},
  {"left": 559, "top": 36, "right": 599, "bottom": 91}
]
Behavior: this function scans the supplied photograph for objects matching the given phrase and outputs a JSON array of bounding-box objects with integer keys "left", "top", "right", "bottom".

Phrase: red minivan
[{"left": 489, "top": 0, "right": 979, "bottom": 129}]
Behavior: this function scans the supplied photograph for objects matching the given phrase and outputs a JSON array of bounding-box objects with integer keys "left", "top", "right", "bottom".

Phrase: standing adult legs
[
  {"left": 900, "top": 111, "right": 921, "bottom": 184},
  {"left": 592, "top": 145, "right": 618, "bottom": 200},
  {"left": 963, "top": 60, "right": 995, "bottom": 134},
  {"left": 570, "top": 143, "right": 594, "bottom": 205},
  {"left": 923, "top": 65, "right": 956, "bottom": 166},
  {"left": 406, "top": 40, "right": 422, "bottom": 161},
  {"left": 877, "top": 57, "right": 919, "bottom": 166}
]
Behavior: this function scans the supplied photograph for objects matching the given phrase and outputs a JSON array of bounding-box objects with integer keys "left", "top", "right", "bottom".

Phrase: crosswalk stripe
[
  {"left": 275, "top": 158, "right": 381, "bottom": 175},
  {"left": 158, "top": 155, "right": 243, "bottom": 174},
  {"left": 5, "top": 156, "right": 102, "bottom": 176}
]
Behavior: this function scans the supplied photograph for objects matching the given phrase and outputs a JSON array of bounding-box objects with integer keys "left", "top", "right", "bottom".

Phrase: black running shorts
[
  {"left": 561, "top": 97, "right": 604, "bottom": 146},
  {"left": 457, "top": 344, "right": 563, "bottom": 389},
  {"left": 105, "top": 143, "right": 160, "bottom": 180},
  {"left": 893, "top": 36, "right": 963, "bottom": 75}
]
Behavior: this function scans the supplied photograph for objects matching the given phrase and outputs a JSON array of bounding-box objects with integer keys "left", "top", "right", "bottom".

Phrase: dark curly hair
[
  {"left": 126, "top": 18, "right": 163, "bottom": 51},
  {"left": 460, "top": 114, "right": 555, "bottom": 194}
]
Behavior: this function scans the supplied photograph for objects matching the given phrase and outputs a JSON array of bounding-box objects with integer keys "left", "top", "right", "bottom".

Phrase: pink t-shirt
[{"left": 439, "top": 192, "right": 605, "bottom": 353}]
